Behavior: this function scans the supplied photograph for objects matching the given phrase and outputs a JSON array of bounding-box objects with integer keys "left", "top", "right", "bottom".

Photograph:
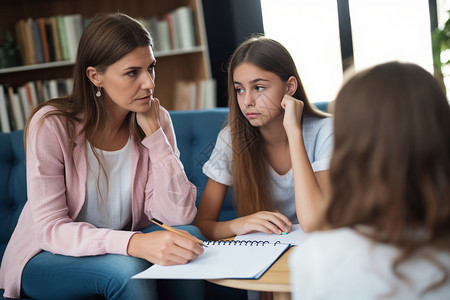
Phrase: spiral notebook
[
  {"left": 132, "top": 240, "right": 290, "bottom": 280},
  {"left": 234, "top": 224, "right": 306, "bottom": 246}
]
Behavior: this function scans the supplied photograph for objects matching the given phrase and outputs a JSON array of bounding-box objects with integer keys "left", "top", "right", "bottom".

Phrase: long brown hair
[
  {"left": 24, "top": 12, "right": 153, "bottom": 144},
  {"left": 328, "top": 61, "right": 450, "bottom": 290},
  {"left": 227, "top": 36, "right": 328, "bottom": 216}
]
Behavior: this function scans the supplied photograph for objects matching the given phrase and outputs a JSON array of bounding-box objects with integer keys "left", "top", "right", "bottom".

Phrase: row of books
[
  {"left": 14, "top": 14, "right": 87, "bottom": 65},
  {"left": 0, "top": 80, "right": 73, "bottom": 132},
  {"left": 12, "top": 5, "right": 197, "bottom": 67},
  {"left": 139, "top": 6, "right": 197, "bottom": 52},
  {"left": 173, "top": 79, "right": 216, "bottom": 111}
]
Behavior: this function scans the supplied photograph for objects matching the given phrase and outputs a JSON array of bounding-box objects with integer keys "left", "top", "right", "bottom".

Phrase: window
[
  {"left": 261, "top": 0, "right": 342, "bottom": 103},
  {"left": 261, "top": 0, "right": 434, "bottom": 102},
  {"left": 349, "top": 0, "right": 433, "bottom": 73}
]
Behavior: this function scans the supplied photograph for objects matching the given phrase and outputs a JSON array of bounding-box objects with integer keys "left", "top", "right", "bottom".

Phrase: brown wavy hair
[
  {"left": 328, "top": 61, "right": 450, "bottom": 291},
  {"left": 24, "top": 12, "right": 153, "bottom": 144},
  {"left": 227, "top": 36, "right": 328, "bottom": 216}
]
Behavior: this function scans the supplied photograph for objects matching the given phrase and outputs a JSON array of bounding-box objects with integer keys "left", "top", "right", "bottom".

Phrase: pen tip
[{"left": 151, "top": 218, "right": 163, "bottom": 225}]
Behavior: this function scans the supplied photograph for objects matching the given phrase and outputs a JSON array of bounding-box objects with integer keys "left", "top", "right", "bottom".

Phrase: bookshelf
[{"left": 0, "top": 0, "right": 212, "bottom": 130}]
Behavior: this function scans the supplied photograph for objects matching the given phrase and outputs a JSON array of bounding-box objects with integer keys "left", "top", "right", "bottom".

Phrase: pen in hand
[{"left": 151, "top": 218, "right": 208, "bottom": 248}]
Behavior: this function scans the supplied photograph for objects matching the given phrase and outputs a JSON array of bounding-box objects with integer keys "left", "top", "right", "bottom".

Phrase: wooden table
[{"left": 208, "top": 247, "right": 293, "bottom": 300}]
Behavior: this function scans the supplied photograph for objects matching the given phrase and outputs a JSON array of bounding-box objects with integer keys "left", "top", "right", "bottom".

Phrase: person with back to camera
[
  {"left": 0, "top": 13, "right": 205, "bottom": 299},
  {"left": 289, "top": 61, "right": 450, "bottom": 299},
  {"left": 194, "top": 36, "right": 333, "bottom": 240}
]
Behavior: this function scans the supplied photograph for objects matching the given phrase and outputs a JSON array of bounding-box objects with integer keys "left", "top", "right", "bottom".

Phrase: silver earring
[{"left": 96, "top": 87, "right": 102, "bottom": 97}]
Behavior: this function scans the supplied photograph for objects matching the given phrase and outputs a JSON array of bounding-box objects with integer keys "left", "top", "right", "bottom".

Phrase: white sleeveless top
[{"left": 76, "top": 138, "right": 132, "bottom": 230}]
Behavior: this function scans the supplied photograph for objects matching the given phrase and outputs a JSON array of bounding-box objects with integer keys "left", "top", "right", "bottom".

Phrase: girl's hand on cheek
[
  {"left": 281, "top": 94, "right": 304, "bottom": 134},
  {"left": 136, "top": 97, "right": 161, "bottom": 137}
]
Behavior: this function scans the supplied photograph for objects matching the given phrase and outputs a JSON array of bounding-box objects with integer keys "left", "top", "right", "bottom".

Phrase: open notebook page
[
  {"left": 132, "top": 241, "right": 289, "bottom": 280},
  {"left": 234, "top": 224, "right": 306, "bottom": 246}
]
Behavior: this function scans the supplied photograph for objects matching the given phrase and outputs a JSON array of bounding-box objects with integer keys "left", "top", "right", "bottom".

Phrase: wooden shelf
[{"left": 0, "top": 60, "right": 74, "bottom": 74}]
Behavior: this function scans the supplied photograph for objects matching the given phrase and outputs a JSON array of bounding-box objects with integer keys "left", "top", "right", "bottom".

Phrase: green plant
[
  {"left": 432, "top": 12, "right": 450, "bottom": 90},
  {"left": 0, "top": 31, "right": 19, "bottom": 68}
]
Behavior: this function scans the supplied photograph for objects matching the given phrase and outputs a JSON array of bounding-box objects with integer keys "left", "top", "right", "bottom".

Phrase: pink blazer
[{"left": 0, "top": 105, "right": 197, "bottom": 298}]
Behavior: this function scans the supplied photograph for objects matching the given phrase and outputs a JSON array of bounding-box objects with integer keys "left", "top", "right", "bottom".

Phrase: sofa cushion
[
  {"left": 169, "top": 108, "right": 236, "bottom": 221},
  {"left": 0, "top": 130, "right": 27, "bottom": 264}
]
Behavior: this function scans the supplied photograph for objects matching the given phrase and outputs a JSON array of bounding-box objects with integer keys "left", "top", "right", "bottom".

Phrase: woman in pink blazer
[{"left": 0, "top": 13, "right": 203, "bottom": 299}]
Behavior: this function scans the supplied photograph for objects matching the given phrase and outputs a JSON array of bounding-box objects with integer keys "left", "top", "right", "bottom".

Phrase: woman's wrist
[{"left": 127, "top": 232, "right": 142, "bottom": 257}]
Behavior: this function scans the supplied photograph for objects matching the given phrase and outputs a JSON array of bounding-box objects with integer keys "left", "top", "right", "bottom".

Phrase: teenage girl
[{"left": 194, "top": 36, "right": 333, "bottom": 240}]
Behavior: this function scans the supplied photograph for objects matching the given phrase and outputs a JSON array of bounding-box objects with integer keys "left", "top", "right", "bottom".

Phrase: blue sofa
[{"left": 0, "top": 108, "right": 235, "bottom": 299}]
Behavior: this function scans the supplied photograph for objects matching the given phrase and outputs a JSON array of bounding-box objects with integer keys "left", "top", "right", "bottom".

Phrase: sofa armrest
[{"left": 0, "top": 130, "right": 27, "bottom": 262}]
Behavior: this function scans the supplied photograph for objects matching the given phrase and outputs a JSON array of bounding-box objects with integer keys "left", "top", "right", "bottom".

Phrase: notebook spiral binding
[{"left": 204, "top": 240, "right": 282, "bottom": 246}]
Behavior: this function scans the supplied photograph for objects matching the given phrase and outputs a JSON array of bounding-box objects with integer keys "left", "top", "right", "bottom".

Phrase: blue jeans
[{"left": 21, "top": 225, "right": 206, "bottom": 300}]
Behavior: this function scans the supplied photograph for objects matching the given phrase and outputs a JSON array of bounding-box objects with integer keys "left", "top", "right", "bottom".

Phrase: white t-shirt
[
  {"left": 202, "top": 115, "right": 333, "bottom": 223},
  {"left": 76, "top": 138, "right": 132, "bottom": 230},
  {"left": 289, "top": 227, "right": 450, "bottom": 300}
]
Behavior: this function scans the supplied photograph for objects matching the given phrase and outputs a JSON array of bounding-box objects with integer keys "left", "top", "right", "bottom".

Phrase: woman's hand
[
  {"left": 136, "top": 97, "right": 161, "bottom": 137},
  {"left": 229, "top": 211, "right": 292, "bottom": 236},
  {"left": 127, "top": 231, "right": 204, "bottom": 266},
  {"left": 281, "top": 94, "right": 304, "bottom": 135}
]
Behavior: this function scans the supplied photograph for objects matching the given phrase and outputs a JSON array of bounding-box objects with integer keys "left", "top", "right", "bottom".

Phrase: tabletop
[{"left": 208, "top": 246, "right": 294, "bottom": 294}]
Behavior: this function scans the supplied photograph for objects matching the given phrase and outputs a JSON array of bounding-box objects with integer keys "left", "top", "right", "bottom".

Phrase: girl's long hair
[
  {"left": 328, "top": 61, "right": 450, "bottom": 292},
  {"left": 227, "top": 36, "right": 328, "bottom": 216}
]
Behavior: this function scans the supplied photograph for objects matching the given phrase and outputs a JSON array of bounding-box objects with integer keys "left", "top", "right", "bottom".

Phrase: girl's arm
[
  {"left": 282, "top": 95, "right": 330, "bottom": 232},
  {"left": 193, "top": 179, "right": 229, "bottom": 240},
  {"left": 194, "top": 179, "right": 292, "bottom": 240}
]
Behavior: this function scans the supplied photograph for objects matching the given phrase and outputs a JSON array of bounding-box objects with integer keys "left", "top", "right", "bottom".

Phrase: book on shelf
[
  {"left": 37, "top": 18, "right": 51, "bottom": 63},
  {"left": 31, "top": 19, "right": 45, "bottom": 64},
  {"left": 48, "top": 17, "right": 62, "bottom": 61},
  {"left": 56, "top": 15, "right": 71, "bottom": 61},
  {"left": 200, "top": 79, "right": 216, "bottom": 110},
  {"left": 47, "top": 80, "right": 59, "bottom": 100},
  {"left": 0, "top": 85, "right": 11, "bottom": 133},
  {"left": 173, "top": 79, "right": 216, "bottom": 111},
  {"left": 173, "top": 6, "right": 197, "bottom": 49},
  {"left": 17, "top": 86, "right": 30, "bottom": 121},
  {"left": 24, "top": 19, "right": 36, "bottom": 65},
  {"left": 8, "top": 87, "right": 24, "bottom": 131},
  {"left": 11, "top": 14, "right": 86, "bottom": 67},
  {"left": 153, "top": 18, "right": 171, "bottom": 52},
  {"left": 163, "top": 13, "right": 178, "bottom": 50},
  {"left": 35, "top": 81, "right": 48, "bottom": 106},
  {"left": 44, "top": 20, "right": 56, "bottom": 62},
  {"left": 139, "top": 5, "right": 197, "bottom": 52},
  {"left": 24, "top": 82, "right": 39, "bottom": 109},
  {"left": 64, "top": 14, "right": 84, "bottom": 61},
  {"left": 173, "top": 81, "right": 197, "bottom": 111},
  {"left": 14, "top": 19, "right": 29, "bottom": 65},
  {"left": 0, "top": 78, "right": 73, "bottom": 132}
]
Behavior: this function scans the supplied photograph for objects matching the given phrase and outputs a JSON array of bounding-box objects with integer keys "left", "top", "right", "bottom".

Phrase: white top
[
  {"left": 202, "top": 115, "right": 333, "bottom": 223},
  {"left": 76, "top": 138, "right": 132, "bottom": 230},
  {"left": 289, "top": 227, "right": 450, "bottom": 300}
]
